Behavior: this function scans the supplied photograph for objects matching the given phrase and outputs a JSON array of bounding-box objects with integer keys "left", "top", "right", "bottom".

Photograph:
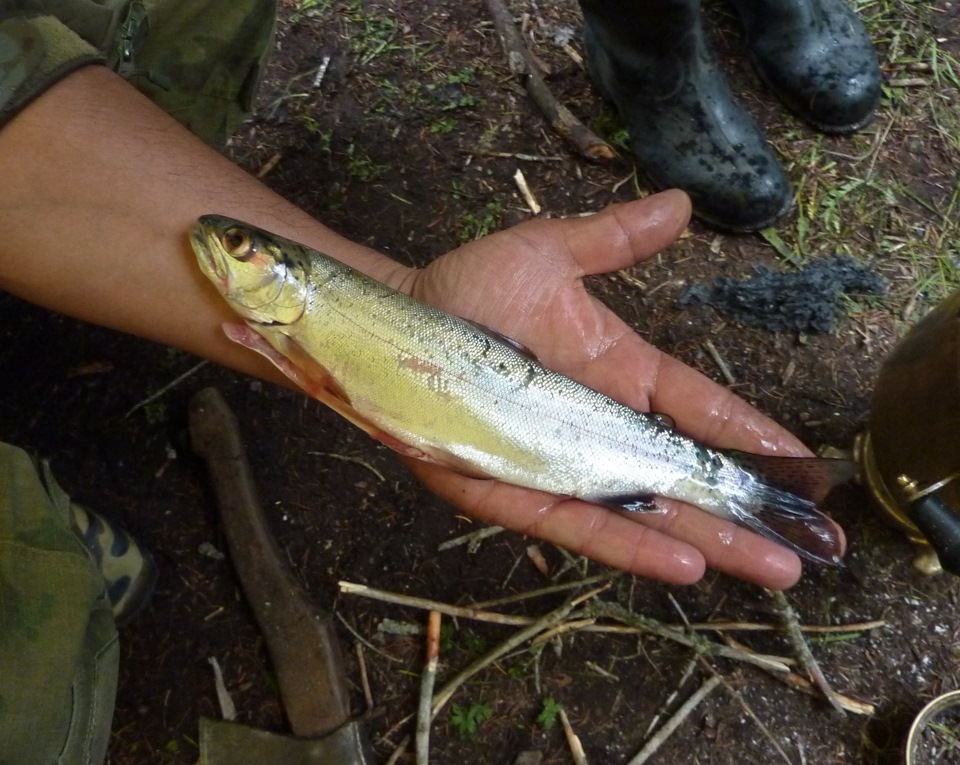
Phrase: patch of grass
[
  {"left": 589, "top": 111, "right": 631, "bottom": 152},
  {"left": 290, "top": 0, "right": 331, "bottom": 24},
  {"left": 429, "top": 116, "right": 457, "bottom": 134},
  {"left": 450, "top": 701, "right": 493, "bottom": 737},
  {"left": 459, "top": 198, "right": 505, "bottom": 242},
  {"left": 298, "top": 114, "right": 332, "bottom": 148},
  {"left": 428, "top": 67, "right": 479, "bottom": 111},
  {"left": 343, "top": 3, "right": 404, "bottom": 66},
  {"left": 345, "top": 143, "right": 388, "bottom": 181}
]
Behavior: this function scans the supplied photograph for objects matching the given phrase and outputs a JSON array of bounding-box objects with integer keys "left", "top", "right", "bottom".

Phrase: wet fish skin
[{"left": 190, "top": 215, "right": 852, "bottom": 565}]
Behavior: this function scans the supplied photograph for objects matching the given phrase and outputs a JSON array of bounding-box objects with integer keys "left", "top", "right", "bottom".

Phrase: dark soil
[{"left": 3, "top": 1, "right": 960, "bottom": 763}]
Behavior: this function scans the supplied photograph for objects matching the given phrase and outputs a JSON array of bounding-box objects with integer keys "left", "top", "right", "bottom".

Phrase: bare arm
[
  {"left": 0, "top": 65, "right": 411, "bottom": 385},
  {"left": 0, "top": 65, "right": 816, "bottom": 587}
]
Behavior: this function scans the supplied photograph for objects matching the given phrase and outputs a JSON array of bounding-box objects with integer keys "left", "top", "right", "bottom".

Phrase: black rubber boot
[
  {"left": 727, "top": 0, "right": 882, "bottom": 133},
  {"left": 581, "top": 0, "right": 793, "bottom": 231}
]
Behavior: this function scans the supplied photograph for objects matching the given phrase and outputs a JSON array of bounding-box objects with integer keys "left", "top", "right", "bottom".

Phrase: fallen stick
[
  {"left": 471, "top": 572, "right": 618, "bottom": 610},
  {"left": 483, "top": 0, "right": 614, "bottom": 161},
  {"left": 382, "top": 586, "right": 608, "bottom": 762},
  {"left": 642, "top": 656, "right": 699, "bottom": 738},
  {"left": 588, "top": 601, "right": 793, "bottom": 675},
  {"left": 560, "top": 709, "right": 590, "bottom": 765},
  {"left": 124, "top": 359, "right": 208, "bottom": 418},
  {"left": 703, "top": 339, "right": 737, "bottom": 386},
  {"left": 437, "top": 524, "right": 505, "bottom": 551},
  {"left": 720, "top": 634, "right": 874, "bottom": 715},
  {"left": 688, "top": 618, "right": 885, "bottom": 634},
  {"left": 415, "top": 611, "right": 442, "bottom": 765},
  {"left": 431, "top": 585, "right": 610, "bottom": 716},
  {"left": 355, "top": 642, "right": 374, "bottom": 712},
  {"left": 341, "top": 580, "right": 878, "bottom": 651},
  {"left": 339, "top": 580, "right": 532, "bottom": 626},
  {"left": 513, "top": 168, "right": 542, "bottom": 214},
  {"left": 627, "top": 675, "right": 721, "bottom": 765},
  {"left": 531, "top": 617, "right": 597, "bottom": 646},
  {"left": 768, "top": 589, "right": 846, "bottom": 715},
  {"left": 334, "top": 611, "right": 404, "bottom": 663},
  {"left": 577, "top": 619, "right": 881, "bottom": 638}
]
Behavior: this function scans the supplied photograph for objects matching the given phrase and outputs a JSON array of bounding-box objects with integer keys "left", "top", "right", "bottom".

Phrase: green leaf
[
  {"left": 536, "top": 697, "right": 562, "bottom": 730},
  {"left": 450, "top": 702, "right": 494, "bottom": 737}
]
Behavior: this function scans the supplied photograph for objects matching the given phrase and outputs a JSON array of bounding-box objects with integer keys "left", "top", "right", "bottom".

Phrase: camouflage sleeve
[
  {"left": 0, "top": 0, "right": 277, "bottom": 147},
  {"left": 0, "top": 8, "right": 109, "bottom": 128}
]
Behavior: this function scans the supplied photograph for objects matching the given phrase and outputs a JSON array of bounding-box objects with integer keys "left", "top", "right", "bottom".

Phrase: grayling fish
[{"left": 191, "top": 215, "right": 853, "bottom": 565}]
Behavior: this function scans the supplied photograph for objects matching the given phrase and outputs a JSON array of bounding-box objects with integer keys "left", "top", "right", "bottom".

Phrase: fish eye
[{"left": 221, "top": 228, "right": 256, "bottom": 260}]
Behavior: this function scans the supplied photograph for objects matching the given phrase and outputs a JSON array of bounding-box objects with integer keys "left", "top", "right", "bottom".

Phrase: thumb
[{"left": 563, "top": 189, "right": 692, "bottom": 277}]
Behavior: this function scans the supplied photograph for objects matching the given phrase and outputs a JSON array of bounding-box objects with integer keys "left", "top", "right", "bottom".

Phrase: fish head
[{"left": 191, "top": 215, "right": 308, "bottom": 325}]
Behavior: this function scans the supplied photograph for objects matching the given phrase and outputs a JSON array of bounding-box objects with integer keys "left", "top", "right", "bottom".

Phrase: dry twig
[
  {"left": 339, "top": 580, "right": 532, "bottom": 625},
  {"left": 531, "top": 617, "right": 597, "bottom": 646},
  {"left": 483, "top": 0, "right": 614, "bottom": 161},
  {"left": 768, "top": 589, "right": 846, "bottom": 715},
  {"left": 703, "top": 339, "right": 737, "bottom": 386},
  {"left": 355, "top": 642, "right": 374, "bottom": 712},
  {"left": 513, "top": 168, "right": 542, "bottom": 214},
  {"left": 437, "top": 524, "right": 504, "bottom": 551},
  {"left": 588, "top": 601, "right": 793, "bottom": 675},
  {"left": 124, "top": 359, "right": 208, "bottom": 418},
  {"left": 560, "top": 709, "right": 590, "bottom": 765},
  {"left": 431, "top": 585, "right": 610, "bottom": 716},
  {"left": 472, "top": 572, "right": 618, "bottom": 609},
  {"left": 720, "top": 634, "right": 874, "bottom": 715},
  {"left": 643, "top": 656, "right": 699, "bottom": 738},
  {"left": 627, "top": 675, "right": 722, "bottom": 765},
  {"left": 416, "top": 611, "right": 442, "bottom": 765},
  {"left": 382, "top": 586, "right": 609, "bottom": 763}
]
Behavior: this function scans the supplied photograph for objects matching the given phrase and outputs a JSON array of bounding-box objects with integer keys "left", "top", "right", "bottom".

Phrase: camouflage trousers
[{"left": 0, "top": 443, "right": 118, "bottom": 765}]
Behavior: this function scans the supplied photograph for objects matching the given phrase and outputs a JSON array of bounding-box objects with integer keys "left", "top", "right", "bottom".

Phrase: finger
[
  {"left": 649, "top": 353, "right": 812, "bottom": 456},
  {"left": 408, "top": 460, "right": 706, "bottom": 584},
  {"left": 411, "top": 460, "right": 807, "bottom": 589},
  {"left": 630, "top": 499, "right": 803, "bottom": 589},
  {"left": 559, "top": 320, "right": 810, "bottom": 457},
  {"left": 424, "top": 456, "right": 801, "bottom": 589},
  {"left": 562, "top": 189, "right": 692, "bottom": 277}
]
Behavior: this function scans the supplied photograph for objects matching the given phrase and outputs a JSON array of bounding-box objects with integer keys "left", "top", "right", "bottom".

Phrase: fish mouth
[{"left": 189, "top": 224, "right": 227, "bottom": 285}]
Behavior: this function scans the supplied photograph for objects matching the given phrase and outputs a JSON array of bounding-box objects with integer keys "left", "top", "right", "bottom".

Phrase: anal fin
[{"left": 590, "top": 494, "right": 660, "bottom": 513}]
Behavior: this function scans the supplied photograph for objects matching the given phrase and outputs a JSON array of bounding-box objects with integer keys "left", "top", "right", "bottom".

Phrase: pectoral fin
[
  {"left": 223, "top": 323, "right": 492, "bottom": 478},
  {"left": 223, "top": 323, "right": 429, "bottom": 460}
]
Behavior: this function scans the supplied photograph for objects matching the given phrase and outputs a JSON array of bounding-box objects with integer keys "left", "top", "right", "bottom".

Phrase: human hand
[{"left": 398, "top": 190, "right": 823, "bottom": 589}]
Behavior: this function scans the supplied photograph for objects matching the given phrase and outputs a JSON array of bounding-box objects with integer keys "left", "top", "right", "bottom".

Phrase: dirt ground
[{"left": 2, "top": 0, "right": 960, "bottom": 763}]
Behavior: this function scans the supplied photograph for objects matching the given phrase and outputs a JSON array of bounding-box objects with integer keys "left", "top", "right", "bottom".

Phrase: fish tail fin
[{"left": 722, "top": 451, "right": 856, "bottom": 566}]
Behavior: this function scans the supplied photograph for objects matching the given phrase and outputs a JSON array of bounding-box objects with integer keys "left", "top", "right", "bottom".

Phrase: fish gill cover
[{"left": 677, "top": 255, "right": 886, "bottom": 334}]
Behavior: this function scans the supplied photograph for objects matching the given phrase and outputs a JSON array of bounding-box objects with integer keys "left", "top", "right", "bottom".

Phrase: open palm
[{"left": 397, "top": 190, "right": 829, "bottom": 589}]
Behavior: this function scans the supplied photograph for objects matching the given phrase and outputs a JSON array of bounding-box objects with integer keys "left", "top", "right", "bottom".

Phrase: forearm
[{"left": 0, "top": 65, "right": 413, "bottom": 383}]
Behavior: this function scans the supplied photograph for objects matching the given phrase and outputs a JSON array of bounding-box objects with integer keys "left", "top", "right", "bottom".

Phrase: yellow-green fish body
[{"left": 191, "top": 215, "right": 851, "bottom": 564}]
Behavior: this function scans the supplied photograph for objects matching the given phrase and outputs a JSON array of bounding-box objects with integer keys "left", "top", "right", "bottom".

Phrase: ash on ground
[{"left": 677, "top": 255, "right": 886, "bottom": 334}]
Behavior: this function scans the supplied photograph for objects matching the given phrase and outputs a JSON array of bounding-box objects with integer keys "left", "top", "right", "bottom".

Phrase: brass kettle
[{"left": 856, "top": 289, "right": 960, "bottom": 575}]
